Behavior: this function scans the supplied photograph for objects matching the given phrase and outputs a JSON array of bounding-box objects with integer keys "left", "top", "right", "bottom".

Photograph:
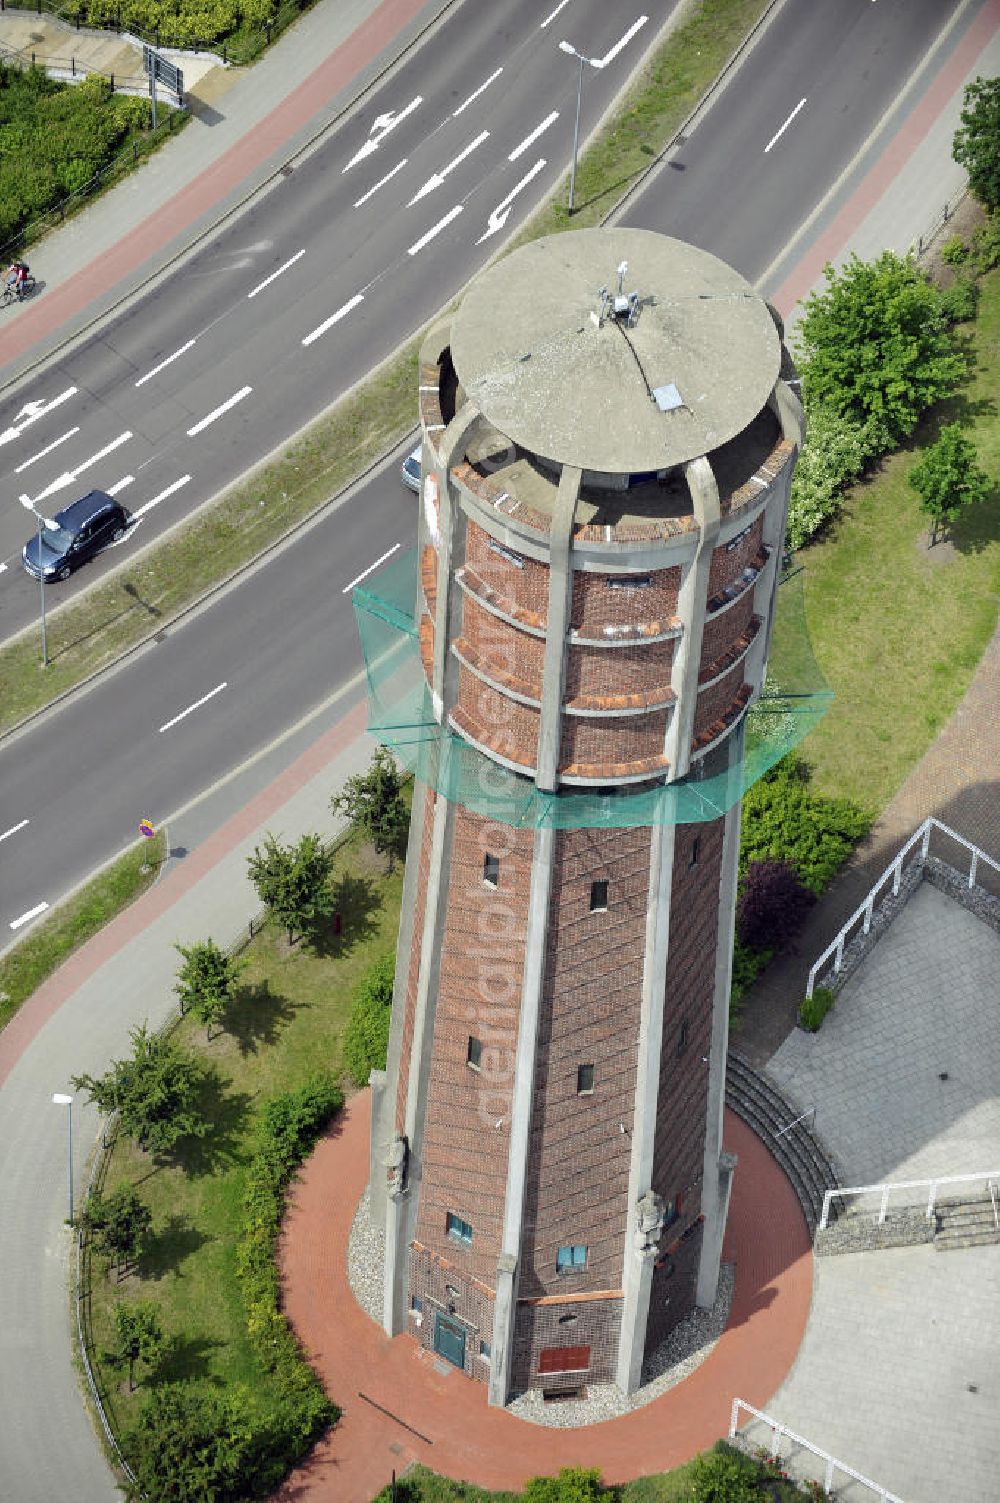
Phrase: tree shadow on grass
[
  {"left": 152, "top": 1332, "right": 225, "bottom": 1385},
  {"left": 310, "top": 872, "right": 383, "bottom": 960},
  {"left": 951, "top": 481, "right": 1000, "bottom": 556},
  {"left": 139, "top": 1213, "right": 208, "bottom": 1282},
  {"left": 162, "top": 1069, "right": 254, "bottom": 1179},
  {"left": 223, "top": 978, "right": 300, "bottom": 1059}
]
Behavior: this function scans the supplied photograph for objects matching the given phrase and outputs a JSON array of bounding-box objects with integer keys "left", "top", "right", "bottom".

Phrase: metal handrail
[
  {"left": 989, "top": 1179, "right": 999, "bottom": 1235},
  {"left": 773, "top": 1104, "right": 815, "bottom": 1141},
  {"left": 806, "top": 817, "right": 1000, "bottom": 997},
  {"left": 820, "top": 1168, "right": 1000, "bottom": 1232},
  {"left": 729, "top": 1397, "right": 905, "bottom": 1501}
]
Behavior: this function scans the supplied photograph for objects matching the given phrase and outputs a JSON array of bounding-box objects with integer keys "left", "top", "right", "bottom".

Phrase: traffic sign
[
  {"left": 142, "top": 44, "right": 184, "bottom": 104},
  {"left": 138, "top": 818, "right": 155, "bottom": 839}
]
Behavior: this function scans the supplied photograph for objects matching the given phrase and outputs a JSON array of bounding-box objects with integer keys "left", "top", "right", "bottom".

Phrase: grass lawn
[
  {"left": 788, "top": 267, "right": 1000, "bottom": 809},
  {"left": 84, "top": 826, "right": 403, "bottom": 1440}
]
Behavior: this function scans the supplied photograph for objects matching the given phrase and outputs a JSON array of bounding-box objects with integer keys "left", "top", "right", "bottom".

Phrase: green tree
[
  {"left": 246, "top": 831, "right": 335, "bottom": 946},
  {"left": 84, "top": 1184, "right": 153, "bottom": 1277},
  {"left": 113, "top": 1301, "right": 164, "bottom": 1391},
  {"left": 331, "top": 747, "right": 409, "bottom": 867},
  {"left": 174, "top": 937, "right": 243, "bottom": 1039},
  {"left": 798, "top": 251, "right": 965, "bottom": 445},
  {"left": 123, "top": 1382, "right": 258, "bottom": 1501},
  {"left": 73, "top": 1023, "right": 209, "bottom": 1156},
  {"left": 909, "top": 422, "right": 991, "bottom": 545},
  {"left": 953, "top": 75, "right": 1000, "bottom": 211},
  {"left": 343, "top": 954, "right": 395, "bottom": 1086}
]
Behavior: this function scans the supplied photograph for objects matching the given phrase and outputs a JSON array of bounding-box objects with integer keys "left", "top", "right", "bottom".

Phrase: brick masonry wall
[
  {"left": 517, "top": 826, "right": 650, "bottom": 1302},
  {"left": 692, "top": 663, "right": 747, "bottom": 742},
  {"left": 698, "top": 592, "right": 756, "bottom": 675},
  {"left": 706, "top": 514, "right": 765, "bottom": 600},
  {"left": 465, "top": 519, "right": 550, "bottom": 621},
  {"left": 564, "top": 639, "right": 675, "bottom": 701},
  {"left": 560, "top": 709, "right": 668, "bottom": 770},
  {"left": 461, "top": 594, "right": 545, "bottom": 688},
  {"left": 395, "top": 787, "right": 436, "bottom": 1136},
  {"left": 413, "top": 808, "right": 535, "bottom": 1287},
  {"left": 456, "top": 664, "right": 540, "bottom": 766},
  {"left": 571, "top": 568, "right": 680, "bottom": 634},
  {"left": 511, "top": 1296, "right": 623, "bottom": 1393},
  {"left": 408, "top": 1244, "right": 496, "bottom": 1382}
]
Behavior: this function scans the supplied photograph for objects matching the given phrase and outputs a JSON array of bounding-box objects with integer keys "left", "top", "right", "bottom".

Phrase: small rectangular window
[
  {"left": 688, "top": 836, "right": 701, "bottom": 868},
  {"left": 538, "top": 1344, "right": 591, "bottom": 1373},
  {"left": 411, "top": 1296, "right": 423, "bottom": 1314},
  {"left": 483, "top": 852, "right": 500, "bottom": 887},
  {"left": 577, "top": 1063, "right": 595, "bottom": 1095},
  {"left": 487, "top": 540, "right": 525, "bottom": 568},
  {"left": 556, "top": 1244, "right": 588, "bottom": 1273},
  {"left": 479, "top": 1339, "right": 491, "bottom": 1359},
  {"left": 607, "top": 575, "right": 652, "bottom": 590},
  {"left": 676, "top": 1019, "right": 689, "bottom": 1057},
  {"left": 467, "top": 1036, "right": 483, "bottom": 1070},
  {"left": 590, "top": 880, "right": 608, "bottom": 912},
  {"left": 446, "top": 1212, "right": 473, "bottom": 1244}
]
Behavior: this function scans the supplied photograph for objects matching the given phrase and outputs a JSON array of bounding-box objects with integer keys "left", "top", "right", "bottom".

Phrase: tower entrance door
[{"left": 434, "top": 1312, "right": 466, "bottom": 1369}]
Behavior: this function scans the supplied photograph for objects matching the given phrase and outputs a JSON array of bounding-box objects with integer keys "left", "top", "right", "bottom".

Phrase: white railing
[
  {"left": 806, "top": 817, "right": 1000, "bottom": 998},
  {"left": 729, "top": 1398, "right": 905, "bottom": 1501},
  {"left": 819, "top": 1168, "right": 1000, "bottom": 1232}
]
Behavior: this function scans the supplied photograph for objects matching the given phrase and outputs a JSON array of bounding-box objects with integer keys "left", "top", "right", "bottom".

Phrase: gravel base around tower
[{"left": 347, "top": 1189, "right": 735, "bottom": 1426}]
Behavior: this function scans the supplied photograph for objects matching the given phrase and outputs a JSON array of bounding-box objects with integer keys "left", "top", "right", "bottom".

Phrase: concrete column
[
  {"left": 382, "top": 790, "right": 455, "bottom": 1336},
  {"left": 664, "top": 455, "right": 720, "bottom": 778},
  {"left": 536, "top": 465, "right": 581, "bottom": 791},
  {"left": 617, "top": 821, "right": 676, "bottom": 1392},
  {"left": 696, "top": 743, "right": 743, "bottom": 1309},
  {"left": 431, "top": 402, "right": 480, "bottom": 712},
  {"left": 489, "top": 825, "right": 556, "bottom": 1405}
]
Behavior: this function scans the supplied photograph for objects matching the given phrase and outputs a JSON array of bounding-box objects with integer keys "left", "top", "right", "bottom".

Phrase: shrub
[
  {"left": 970, "top": 211, "right": 1000, "bottom": 271},
  {"left": 736, "top": 860, "right": 815, "bottom": 953},
  {"left": 940, "top": 233, "right": 968, "bottom": 266},
  {"left": 343, "top": 953, "right": 395, "bottom": 1086},
  {"left": 938, "top": 274, "right": 979, "bottom": 326},
  {"left": 688, "top": 1445, "right": 762, "bottom": 1502},
  {"left": 952, "top": 76, "right": 1000, "bottom": 211},
  {"left": 524, "top": 1469, "right": 612, "bottom": 1503},
  {"left": 740, "top": 758, "right": 871, "bottom": 895},
  {"left": 799, "top": 986, "right": 835, "bottom": 1032},
  {"left": 786, "top": 401, "right": 878, "bottom": 549}
]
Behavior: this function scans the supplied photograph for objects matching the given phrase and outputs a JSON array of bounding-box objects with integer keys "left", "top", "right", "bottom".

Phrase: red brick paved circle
[{"left": 278, "top": 1095, "right": 812, "bottom": 1502}]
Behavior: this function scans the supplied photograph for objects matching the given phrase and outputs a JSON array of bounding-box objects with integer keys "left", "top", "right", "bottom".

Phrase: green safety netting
[{"left": 352, "top": 548, "right": 830, "bottom": 829}]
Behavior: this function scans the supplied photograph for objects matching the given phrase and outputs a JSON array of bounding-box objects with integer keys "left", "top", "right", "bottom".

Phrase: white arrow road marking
[
  {"left": 764, "top": 97, "right": 807, "bottom": 153},
  {"left": 10, "top": 901, "right": 48, "bottom": 931},
  {"left": 343, "top": 543, "right": 400, "bottom": 593},
  {"left": 186, "top": 387, "right": 252, "bottom": 437},
  {"left": 159, "top": 681, "right": 228, "bottom": 734},
  {"left": 509, "top": 112, "right": 559, "bottom": 161},
  {"left": 135, "top": 340, "right": 196, "bottom": 388},
  {"left": 132, "top": 476, "right": 191, "bottom": 519},
  {"left": 344, "top": 96, "right": 422, "bottom": 171},
  {"left": 0, "top": 386, "right": 77, "bottom": 447},
  {"left": 408, "top": 131, "right": 490, "bottom": 205},
  {"left": 593, "top": 15, "right": 648, "bottom": 68},
  {"left": 453, "top": 68, "right": 503, "bottom": 116},
  {"left": 247, "top": 250, "right": 305, "bottom": 299},
  {"left": 354, "top": 160, "right": 408, "bottom": 208},
  {"left": 477, "top": 159, "right": 547, "bottom": 243},
  {"left": 33, "top": 431, "right": 133, "bottom": 502},
  {"left": 14, "top": 427, "right": 80, "bottom": 473},
  {"left": 540, "top": 0, "right": 570, "bottom": 25},
  {"left": 407, "top": 205, "right": 463, "bottom": 256},
  {"left": 0, "top": 819, "right": 29, "bottom": 843},
  {"left": 302, "top": 294, "right": 365, "bottom": 347}
]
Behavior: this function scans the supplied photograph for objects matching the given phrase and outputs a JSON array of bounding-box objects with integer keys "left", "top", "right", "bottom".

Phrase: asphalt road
[{"left": 0, "top": 0, "right": 974, "bottom": 939}]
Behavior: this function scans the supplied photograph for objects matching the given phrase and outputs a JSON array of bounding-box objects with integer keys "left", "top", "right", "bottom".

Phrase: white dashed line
[
  {"left": 453, "top": 68, "right": 503, "bottom": 116},
  {"left": 186, "top": 387, "right": 252, "bottom": 437},
  {"left": 343, "top": 544, "right": 401, "bottom": 593},
  {"left": 14, "top": 428, "right": 80, "bottom": 474},
  {"left": 302, "top": 294, "right": 366, "bottom": 347},
  {"left": 764, "top": 97, "right": 807, "bottom": 153},
  {"left": 247, "top": 250, "right": 306, "bottom": 299},
  {"left": 509, "top": 112, "right": 559, "bottom": 161},
  {"left": 159, "top": 681, "right": 228, "bottom": 734},
  {"left": 10, "top": 901, "right": 48, "bottom": 931},
  {"left": 354, "top": 160, "right": 408, "bottom": 208},
  {"left": 540, "top": 0, "right": 570, "bottom": 27},
  {"left": 135, "top": 340, "right": 196, "bottom": 388},
  {"left": 407, "top": 206, "right": 463, "bottom": 256},
  {"left": 132, "top": 476, "right": 192, "bottom": 518},
  {"left": 0, "top": 819, "right": 29, "bottom": 843},
  {"left": 107, "top": 476, "right": 135, "bottom": 496}
]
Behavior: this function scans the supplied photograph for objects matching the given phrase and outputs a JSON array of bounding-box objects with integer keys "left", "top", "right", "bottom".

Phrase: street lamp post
[
  {"left": 19, "top": 494, "right": 57, "bottom": 668},
  {"left": 52, "top": 1093, "right": 74, "bottom": 1224},
  {"left": 559, "top": 40, "right": 601, "bottom": 215}
]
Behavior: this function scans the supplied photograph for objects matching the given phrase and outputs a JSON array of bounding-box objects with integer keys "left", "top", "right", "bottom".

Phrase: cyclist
[{"left": 6, "top": 261, "right": 30, "bottom": 299}]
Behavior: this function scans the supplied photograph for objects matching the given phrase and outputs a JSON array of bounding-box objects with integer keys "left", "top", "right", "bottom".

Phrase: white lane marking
[
  {"left": 407, "top": 205, "right": 464, "bottom": 255},
  {"left": 764, "top": 97, "right": 807, "bottom": 153},
  {"left": 509, "top": 112, "right": 559, "bottom": 161},
  {"left": 409, "top": 130, "right": 490, "bottom": 204},
  {"left": 107, "top": 475, "right": 135, "bottom": 495},
  {"left": 302, "top": 294, "right": 366, "bottom": 347},
  {"left": 186, "top": 387, "right": 252, "bottom": 437},
  {"left": 477, "top": 158, "right": 547, "bottom": 242},
  {"left": 0, "top": 819, "right": 29, "bottom": 843},
  {"left": 10, "top": 901, "right": 48, "bottom": 931},
  {"left": 135, "top": 340, "right": 197, "bottom": 388},
  {"left": 33, "top": 431, "right": 133, "bottom": 502},
  {"left": 14, "top": 427, "right": 80, "bottom": 474},
  {"left": 354, "top": 159, "right": 408, "bottom": 208},
  {"left": 0, "top": 562, "right": 7, "bottom": 574},
  {"left": 159, "top": 680, "right": 228, "bottom": 734},
  {"left": 247, "top": 250, "right": 306, "bottom": 299},
  {"left": 344, "top": 96, "right": 422, "bottom": 171},
  {"left": 540, "top": 0, "right": 570, "bottom": 25},
  {"left": 0, "top": 386, "right": 77, "bottom": 448},
  {"left": 343, "top": 544, "right": 400, "bottom": 593},
  {"left": 593, "top": 15, "right": 648, "bottom": 68},
  {"left": 453, "top": 68, "right": 503, "bottom": 116},
  {"left": 132, "top": 475, "right": 192, "bottom": 518}
]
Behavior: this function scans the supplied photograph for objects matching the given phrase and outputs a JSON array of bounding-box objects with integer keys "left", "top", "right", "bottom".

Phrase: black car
[{"left": 22, "top": 490, "right": 132, "bottom": 582}]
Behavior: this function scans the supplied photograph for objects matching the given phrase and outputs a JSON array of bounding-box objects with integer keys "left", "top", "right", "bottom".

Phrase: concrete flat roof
[{"left": 450, "top": 228, "right": 780, "bottom": 474}]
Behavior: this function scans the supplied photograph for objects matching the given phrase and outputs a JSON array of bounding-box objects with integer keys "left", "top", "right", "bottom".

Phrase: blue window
[
  {"left": 447, "top": 1212, "right": 473, "bottom": 1245},
  {"left": 556, "top": 1244, "right": 588, "bottom": 1273}
]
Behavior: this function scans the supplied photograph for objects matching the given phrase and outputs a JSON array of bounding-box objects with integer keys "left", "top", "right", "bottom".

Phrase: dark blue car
[{"left": 22, "top": 490, "right": 132, "bottom": 582}]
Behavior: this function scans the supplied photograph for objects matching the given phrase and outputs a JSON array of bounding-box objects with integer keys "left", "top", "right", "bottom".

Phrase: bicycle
[{"left": 2, "top": 275, "right": 37, "bottom": 307}]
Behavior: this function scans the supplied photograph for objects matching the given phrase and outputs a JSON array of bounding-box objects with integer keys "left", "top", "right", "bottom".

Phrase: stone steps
[
  {"left": 725, "top": 1052, "right": 839, "bottom": 1237},
  {"left": 935, "top": 1194, "right": 1000, "bottom": 1251}
]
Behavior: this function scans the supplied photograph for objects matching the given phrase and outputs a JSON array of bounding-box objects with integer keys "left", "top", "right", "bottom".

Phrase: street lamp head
[
  {"left": 52, "top": 1093, "right": 73, "bottom": 1106},
  {"left": 558, "top": 39, "right": 577, "bottom": 55},
  {"left": 19, "top": 493, "right": 34, "bottom": 512}
]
